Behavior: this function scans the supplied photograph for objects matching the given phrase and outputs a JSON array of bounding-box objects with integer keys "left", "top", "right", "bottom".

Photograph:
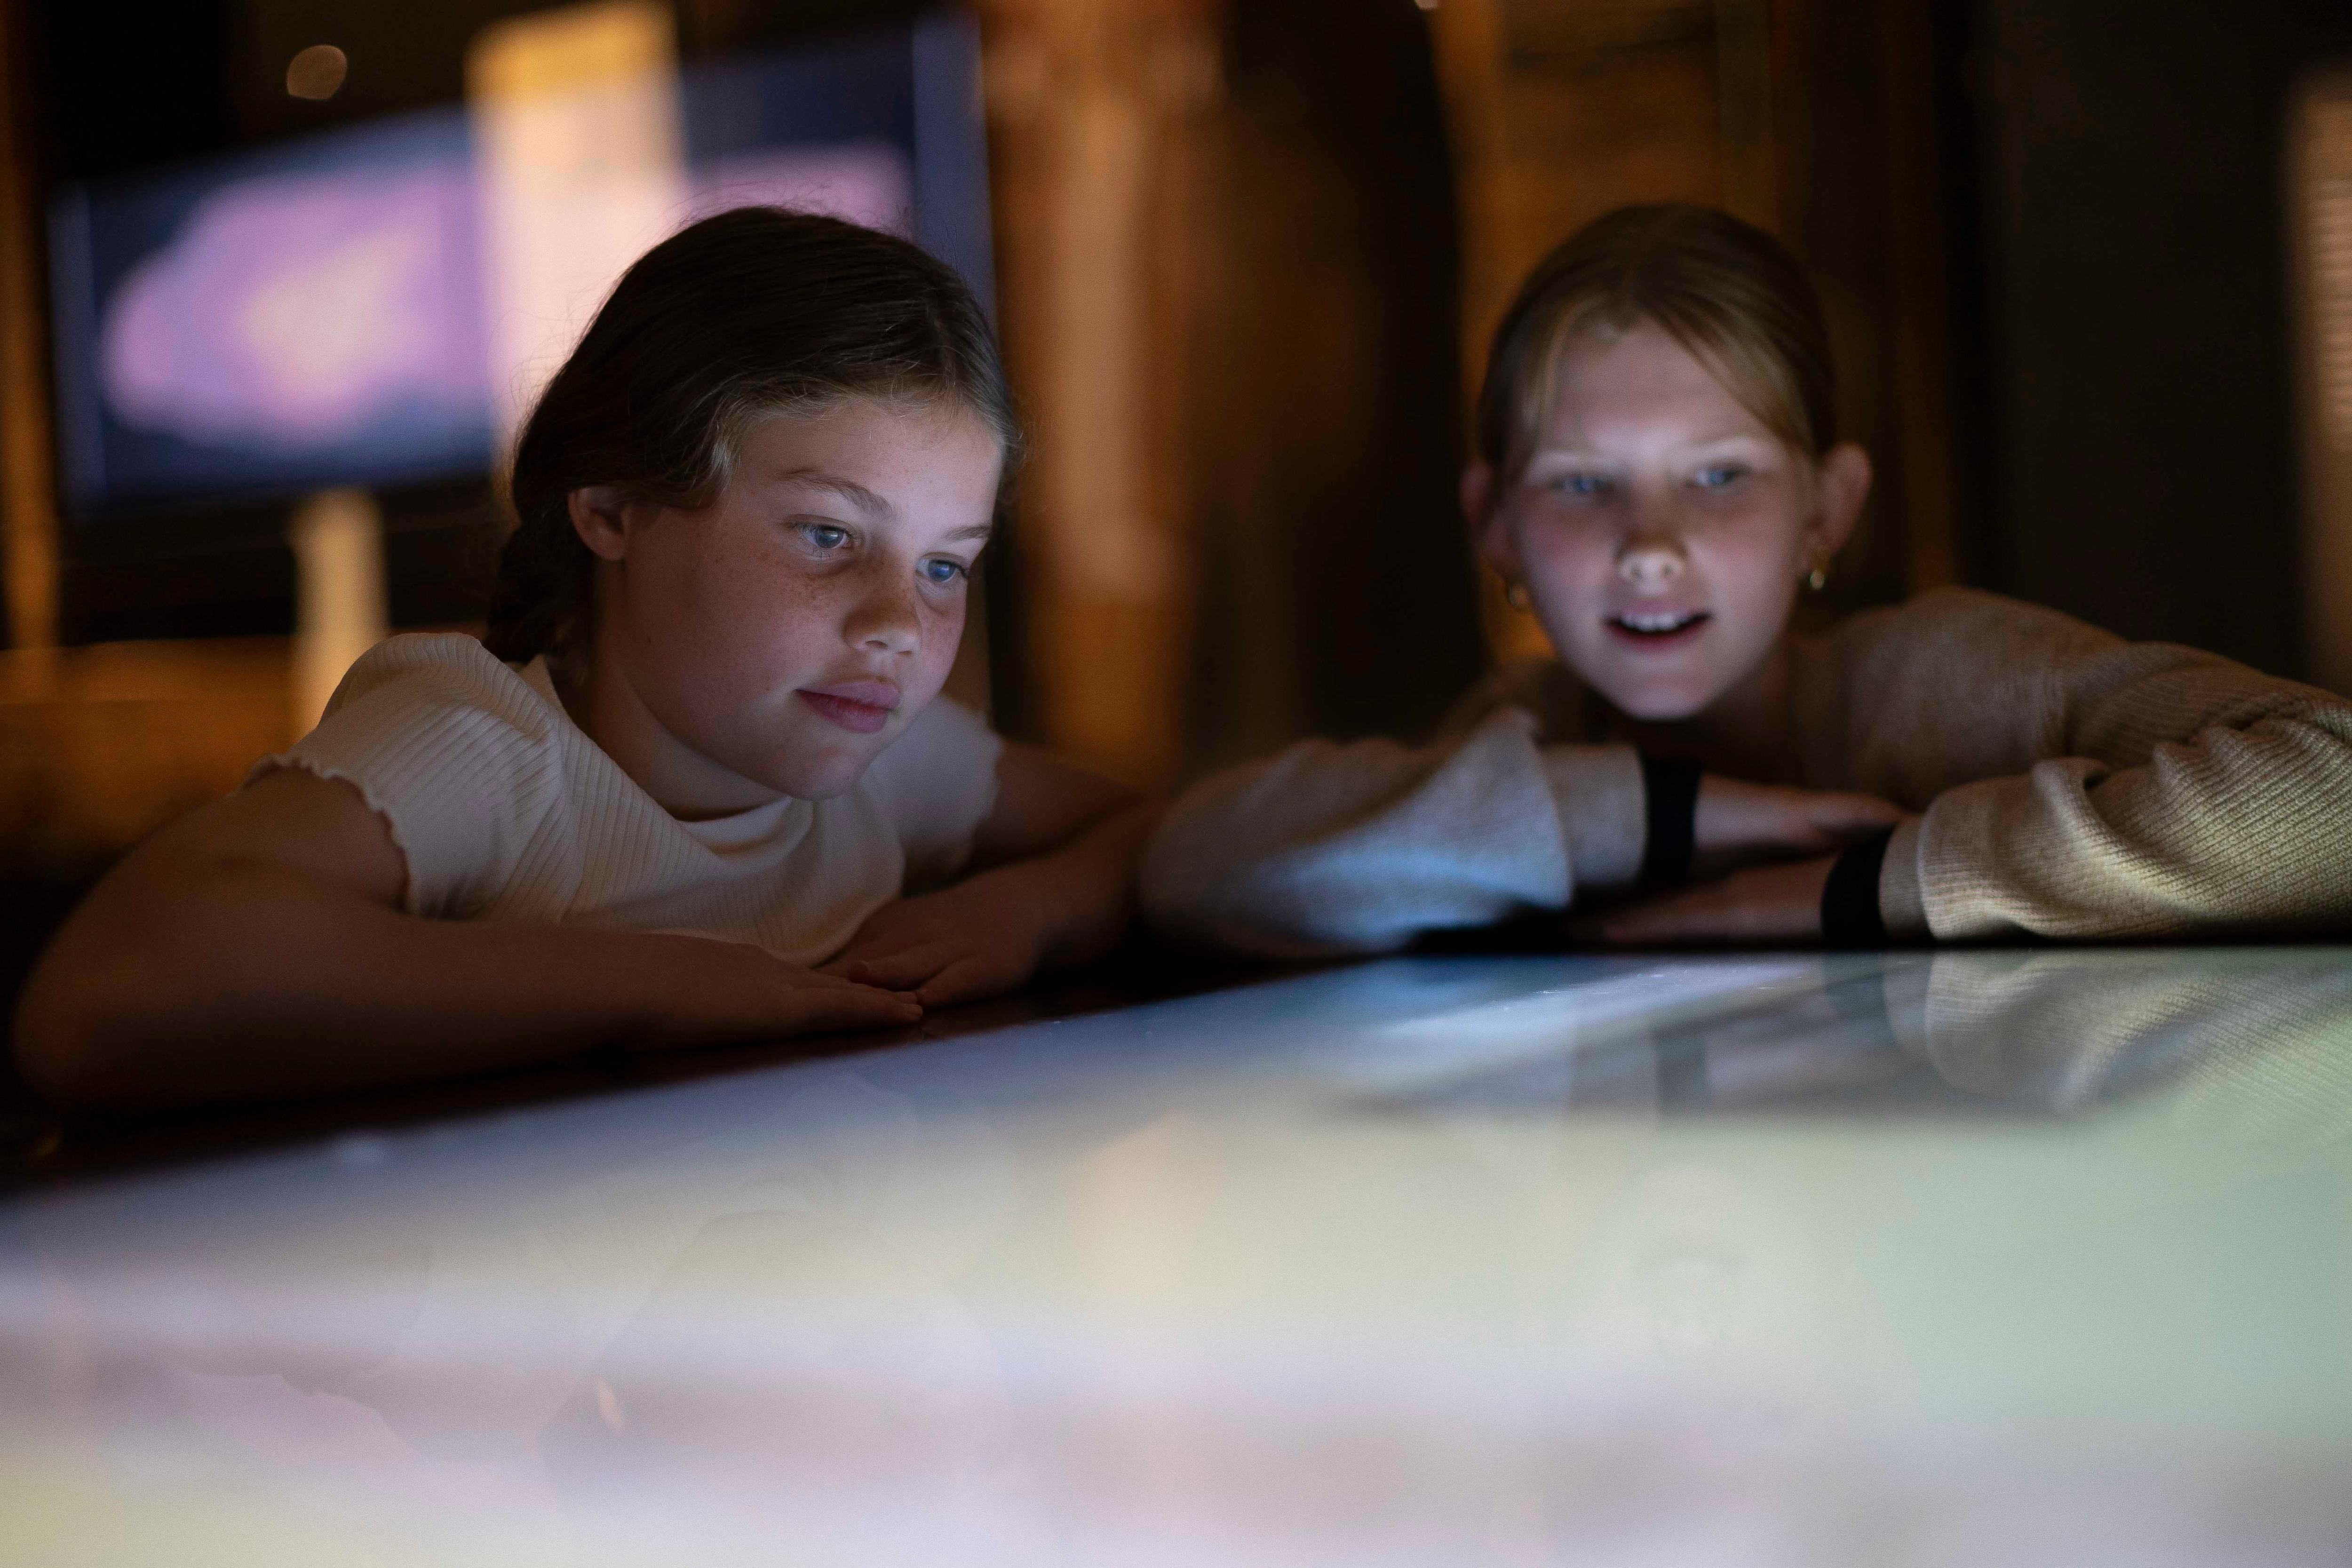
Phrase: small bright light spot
[
  {"left": 1414, "top": 0, "right": 1437, "bottom": 10},
  {"left": 595, "top": 1379, "right": 626, "bottom": 1434},
  {"left": 286, "top": 44, "right": 349, "bottom": 101}
]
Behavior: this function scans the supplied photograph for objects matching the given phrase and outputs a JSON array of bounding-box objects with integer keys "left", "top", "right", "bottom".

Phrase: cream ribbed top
[
  {"left": 1142, "top": 589, "right": 2352, "bottom": 955},
  {"left": 254, "top": 634, "right": 1002, "bottom": 965}
]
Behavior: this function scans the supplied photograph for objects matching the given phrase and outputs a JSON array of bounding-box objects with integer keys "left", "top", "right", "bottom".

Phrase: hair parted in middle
[
  {"left": 1474, "top": 203, "right": 1838, "bottom": 483},
  {"left": 485, "top": 206, "right": 1021, "bottom": 669}
]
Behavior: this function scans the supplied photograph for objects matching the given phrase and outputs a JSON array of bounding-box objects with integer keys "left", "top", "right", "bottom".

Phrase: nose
[
  {"left": 844, "top": 567, "right": 921, "bottom": 657},
  {"left": 1617, "top": 536, "right": 1686, "bottom": 593}
]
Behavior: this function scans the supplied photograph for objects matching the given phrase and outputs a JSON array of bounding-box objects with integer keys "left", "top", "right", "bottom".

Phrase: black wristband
[
  {"left": 1820, "top": 828, "right": 1895, "bottom": 948},
  {"left": 1638, "top": 756, "right": 1702, "bottom": 886}
]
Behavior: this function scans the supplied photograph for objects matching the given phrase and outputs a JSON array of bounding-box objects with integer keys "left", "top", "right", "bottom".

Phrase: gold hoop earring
[{"left": 1504, "top": 580, "right": 1531, "bottom": 612}]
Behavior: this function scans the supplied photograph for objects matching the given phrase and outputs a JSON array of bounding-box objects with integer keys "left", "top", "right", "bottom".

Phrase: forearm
[
  {"left": 1140, "top": 715, "right": 1632, "bottom": 958},
  {"left": 1919, "top": 716, "right": 2352, "bottom": 940},
  {"left": 962, "top": 801, "right": 1155, "bottom": 972},
  {"left": 20, "top": 866, "right": 750, "bottom": 1107}
]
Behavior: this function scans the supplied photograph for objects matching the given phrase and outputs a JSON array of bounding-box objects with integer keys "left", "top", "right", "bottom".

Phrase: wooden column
[
  {"left": 2293, "top": 72, "right": 2352, "bottom": 696},
  {"left": 977, "top": 0, "right": 1220, "bottom": 787},
  {"left": 0, "top": 0, "right": 58, "bottom": 674}
]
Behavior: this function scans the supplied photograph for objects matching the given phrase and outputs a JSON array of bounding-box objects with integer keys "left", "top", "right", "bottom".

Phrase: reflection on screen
[{"left": 48, "top": 19, "right": 981, "bottom": 516}]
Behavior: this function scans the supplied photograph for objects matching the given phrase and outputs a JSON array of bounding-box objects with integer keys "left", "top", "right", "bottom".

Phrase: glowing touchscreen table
[{"left": 6, "top": 947, "right": 2352, "bottom": 1565}]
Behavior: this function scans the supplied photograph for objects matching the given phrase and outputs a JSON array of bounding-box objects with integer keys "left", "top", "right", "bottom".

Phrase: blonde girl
[
  {"left": 1144, "top": 203, "right": 2352, "bottom": 955},
  {"left": 19, "top": 210, "right": 1149, "bottom": 1106}
]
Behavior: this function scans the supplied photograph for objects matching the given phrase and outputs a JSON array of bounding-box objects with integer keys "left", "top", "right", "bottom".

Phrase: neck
[
  {"left": 557, "top": 629, "right": 781, "bottom": 821},
  {"left": 1608, "top": 635, "right": 1795, "bottom": 781}
]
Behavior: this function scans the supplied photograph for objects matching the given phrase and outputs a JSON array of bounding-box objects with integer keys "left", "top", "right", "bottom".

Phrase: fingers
[
  {"left": 826, "top": 942, "right": 962, "bottom": 991},
  {"left": 1569, "top": 887, "right": 1720, "bottom": 947},
  {"left": 1573, "top": 856, "right": 1836, "bottom": 947},
  {"left": 775, "top": 980, "right": 924, "bottom": 1035},
  {"left": 913, "top": 952, "right": 1030, "bottom": 1008}
]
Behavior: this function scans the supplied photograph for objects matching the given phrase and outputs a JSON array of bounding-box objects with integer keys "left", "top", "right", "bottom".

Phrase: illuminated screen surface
[{"left": 47, "top": 16, "right": 989, "bottom": 517}]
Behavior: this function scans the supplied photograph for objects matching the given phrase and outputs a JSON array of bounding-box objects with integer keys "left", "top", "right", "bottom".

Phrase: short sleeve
[
  {"left": 247, "top": 634, "right": 568, "bottom": 919},
  {"left": 858, "top": 697, "right": 1004, "bottom": 892}
]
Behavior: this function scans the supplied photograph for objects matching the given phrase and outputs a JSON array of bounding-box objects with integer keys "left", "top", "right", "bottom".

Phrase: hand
[
  {"left": 820, "top": 869, "right": 1057, "bottom": 1008},
  {"left": 1692, "top": 776, "right": 1904, "bottom": 878},
  {"left": 1572, "top": 852, "right": 1840, "bottom": 947},
  {"left": 635, "top": 934, "right": 922, "bottom": 1052}
]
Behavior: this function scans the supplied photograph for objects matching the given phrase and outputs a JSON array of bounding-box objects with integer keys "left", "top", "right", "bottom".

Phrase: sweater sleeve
[
  {"left": 1139, "top": 707, "right": 1645, "bottom": 958},
  {"left": 1873, "top": 597, "right": 2352, "bottom": 940}
]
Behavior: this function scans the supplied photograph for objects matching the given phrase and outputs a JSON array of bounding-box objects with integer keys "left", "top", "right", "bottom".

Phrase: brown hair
[
  {"left": 1473, "top": 203, "right": 1836, "bottom": 480},
  {"left": 485, "top": 207, "right": 1020, "bottom": 665}
]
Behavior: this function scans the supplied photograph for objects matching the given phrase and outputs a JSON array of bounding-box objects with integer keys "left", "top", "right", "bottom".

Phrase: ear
[
  {"left": 1462, "top": 462, "right": 1519, "bottom": 580},
  {"left": 566, "top": 486, "right": 634, "bottom": 564},
  {"left": 1810, "top": 442, "right": 1873, "bottom": 558}
]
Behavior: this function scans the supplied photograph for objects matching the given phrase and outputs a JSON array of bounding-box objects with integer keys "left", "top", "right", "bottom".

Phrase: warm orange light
[{"left": 285, "top": 45, "right": 349, "bottom": 101}]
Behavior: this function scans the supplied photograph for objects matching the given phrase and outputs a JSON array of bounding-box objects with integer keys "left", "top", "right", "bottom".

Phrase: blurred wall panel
[
  {"left": 1969, "top": 0, "right": 2352, "bottom": 680},
  {"left": 468, "top": 0, "right": 688, "bottom": 454},
  {"left": 0, "top": 0, "right": 57, "bottom": 659},
  {"left": 1772, "top": 0, "right": 1965, "bottom": 620},
  {"left": 981, "top": 0, "right": 1219, "bottom": 786},
  {"left": 1181, "top": 0, "right": 1483, "bottom": 767},
  {"left": 985, "top": 0, "right": 1484, "bottom": 780},
  {"left": 2295, "top": 71, "right": 2352, "bottom": 696}
]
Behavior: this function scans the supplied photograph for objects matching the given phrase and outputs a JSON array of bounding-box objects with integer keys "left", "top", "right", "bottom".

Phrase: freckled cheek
[
  {"left": 906, "top": 595, "right": 969, "bottom": 697},
  {"left": 659, "top": 554, "right": 843, "bottom": 709}
]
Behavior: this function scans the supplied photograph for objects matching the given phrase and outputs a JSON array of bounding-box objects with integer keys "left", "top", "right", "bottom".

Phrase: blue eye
[
  {"left": 1694, "top": 465, "right": 1748, "bottom": 490},
  {"left": 802, "top": 523, "right": 850, "bottom": 550},
  {"left": 1554, "top": 473, "right": 1610, "bottom": 498},
  {"left": 922, "top": 557, "right": 967, "bottom": 586}
]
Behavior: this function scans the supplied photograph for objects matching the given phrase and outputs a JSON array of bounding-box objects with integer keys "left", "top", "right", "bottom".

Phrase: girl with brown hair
[
  {"left": 18, "top": 209, "right": 1150, "bottom": 1106},
  {"left": 1143, "top": 203, "right": 2352, "bottom": 954}
]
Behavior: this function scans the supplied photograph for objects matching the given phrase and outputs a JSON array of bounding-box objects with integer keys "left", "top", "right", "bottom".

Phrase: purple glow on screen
[
  {"left": 100, "top": 169, "right": 488, "bottom": 452},
  {"left": 93, "top": 146, "right": 912, "bottom": 459}
]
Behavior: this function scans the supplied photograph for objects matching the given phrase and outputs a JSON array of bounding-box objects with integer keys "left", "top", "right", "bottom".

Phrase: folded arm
[
  {"left": 823, "top": 742, "right": 1152, "bottom": 1004},
  {"left": 1139, "top": 709, "right": 1901, "bottom": 959},
  {"left": 1916, "top": 642, "right": 2352, "bottom": 939},
  {"left": 13, "top": 770, "right": 917, "bottom": 1109}
]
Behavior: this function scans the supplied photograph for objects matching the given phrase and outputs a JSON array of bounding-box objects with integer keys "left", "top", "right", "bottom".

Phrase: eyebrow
[
  {"left": 1527, "top": 432, "right": 1773, "bottom": 462},
  {"left": 941, "top": 523, "right": 995, "bottom": 544},
  {"left": 776, "top": 468, "right": 893, "bottom": 517}
]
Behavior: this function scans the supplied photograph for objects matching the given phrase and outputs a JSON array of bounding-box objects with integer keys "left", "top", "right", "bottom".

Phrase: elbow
[
  {"left": 13, "top": 965, "right": 116, "bottom": 1108},
  {"left": 10, "top": 935, "right": 173, "bottom": 1110}
]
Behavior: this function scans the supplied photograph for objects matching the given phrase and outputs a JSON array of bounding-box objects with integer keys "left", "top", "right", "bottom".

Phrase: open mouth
[{"left": 1606, "top": 608, "right": 1711, "bottom": 641}]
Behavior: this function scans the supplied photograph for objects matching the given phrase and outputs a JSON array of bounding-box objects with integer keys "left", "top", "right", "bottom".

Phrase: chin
[
  {"left": 1599, "top": 680, "right": 1716, "bottom": 724},
  {"left": 758, "top": 748, "right": 873, "bottom": 802}
]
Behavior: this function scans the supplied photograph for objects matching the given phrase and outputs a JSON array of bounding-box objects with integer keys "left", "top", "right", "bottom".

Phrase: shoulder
[
  {"left": 318, "top": 633, "right": 566, "bottom": 740},
  {"left": 1826, "top": 587, "right": 2118, "bottom": 666},
  {"left": 861, "top": 697, "right": 1001, "bottom": 794},
  {"left": 858, "top": 697, "right": 1005, "bottom": 863}
]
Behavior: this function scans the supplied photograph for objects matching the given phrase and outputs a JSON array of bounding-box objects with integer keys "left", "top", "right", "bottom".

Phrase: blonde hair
[{"left": 1475, "top": 204, "right": 1836, "bottom": 480}]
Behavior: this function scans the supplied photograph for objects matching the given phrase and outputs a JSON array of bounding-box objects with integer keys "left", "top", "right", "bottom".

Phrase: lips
[
  {"left": 1605, "top": 608, "right": 1712, "bottom": 644},
  {"left": 796, "top": 680, "right": 900, "bottom": 734}
]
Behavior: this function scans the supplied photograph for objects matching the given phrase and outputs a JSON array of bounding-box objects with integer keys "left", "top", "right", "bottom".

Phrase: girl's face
[
  {"left": 572, "top": 398, "right": 1001, "bottom": 815},
  {"left": 1470, "top": 319, "right": 1869, "bottom": 724}
]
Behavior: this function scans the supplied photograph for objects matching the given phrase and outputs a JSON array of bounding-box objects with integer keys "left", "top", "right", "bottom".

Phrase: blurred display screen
[{"left": 47, "top": 15, "right": 990, "bottom": 518}]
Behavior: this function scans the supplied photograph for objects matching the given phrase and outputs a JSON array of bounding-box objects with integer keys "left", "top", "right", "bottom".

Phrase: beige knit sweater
[{"left": 1141, "top": 589, "right": 2352, "bottom": 955}]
